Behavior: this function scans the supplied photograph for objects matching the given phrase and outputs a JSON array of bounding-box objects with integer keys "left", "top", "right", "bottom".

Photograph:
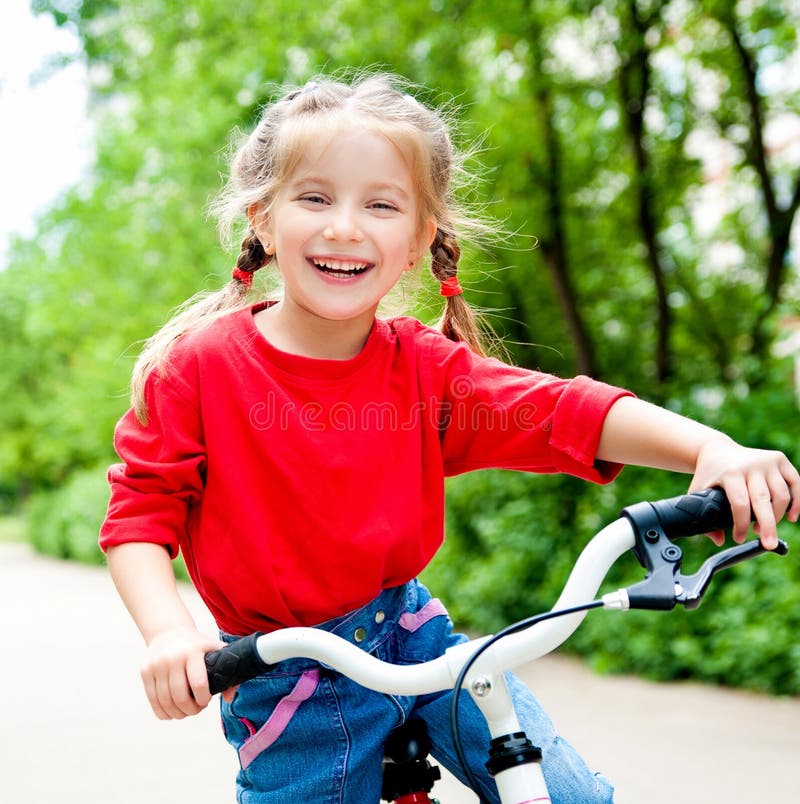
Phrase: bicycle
[{"left": 204, "top": 488, "right": 790, "bottom": 803}]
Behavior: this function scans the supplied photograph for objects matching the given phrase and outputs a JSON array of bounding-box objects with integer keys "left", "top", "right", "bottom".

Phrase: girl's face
[{"left": 252, "top": 124, "right": 435, "bottom": 329}]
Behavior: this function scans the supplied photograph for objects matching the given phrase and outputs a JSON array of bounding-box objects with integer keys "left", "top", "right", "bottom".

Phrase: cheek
[{"left": 274, "top": 223, "right": 307, "bottom": 255}]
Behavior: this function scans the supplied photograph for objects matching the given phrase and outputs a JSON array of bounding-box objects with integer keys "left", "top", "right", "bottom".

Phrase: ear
[
  {"left": 422, "top": 217, "right": 437, "bottom": 250},
  {"left": 246, "top": 203, "right": 263, "bottom": 226},
  {"left": 247, "top": 203, "right": 276, "bottom": 255}
]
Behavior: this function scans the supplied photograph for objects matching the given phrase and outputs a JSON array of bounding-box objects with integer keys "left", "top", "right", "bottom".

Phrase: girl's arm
[
  {"left": 107, "top": 542, "right": 225, "bottom": 719},
  {"left": 596, "top": 396, "right": 800, "bottom": 548}
]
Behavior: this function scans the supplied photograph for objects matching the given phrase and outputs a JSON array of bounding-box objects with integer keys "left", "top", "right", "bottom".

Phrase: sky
[{"left": 0, "top": 0, "right": 92, "bottom": 268}]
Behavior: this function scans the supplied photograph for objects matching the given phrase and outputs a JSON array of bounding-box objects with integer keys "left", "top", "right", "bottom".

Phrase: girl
[{"left": 101, "top": 73, "right": 799, "bottom": 804}]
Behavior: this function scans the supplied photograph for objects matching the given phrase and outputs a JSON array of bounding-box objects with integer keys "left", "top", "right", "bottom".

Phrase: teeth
[{"left": 313, "top": 258, "right": 370, "bottom": 272}]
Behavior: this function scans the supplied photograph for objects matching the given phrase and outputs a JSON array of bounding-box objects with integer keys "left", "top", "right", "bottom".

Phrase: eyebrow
[
  {"left": 369, "top": 181, "right": 411, "bottom": 200},
  {"left": 290, "top": 176, "right": 411, "bottom": 200}
]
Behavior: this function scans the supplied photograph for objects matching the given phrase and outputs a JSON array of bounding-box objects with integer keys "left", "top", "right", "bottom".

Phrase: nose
[{"left": 323, "top": 204, "right": 364, "bottom": 243}]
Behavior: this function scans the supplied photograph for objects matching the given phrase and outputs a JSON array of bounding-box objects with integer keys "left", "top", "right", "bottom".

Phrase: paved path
[{"left": 1, "top": 542, "right": 798, "bottom": 803}]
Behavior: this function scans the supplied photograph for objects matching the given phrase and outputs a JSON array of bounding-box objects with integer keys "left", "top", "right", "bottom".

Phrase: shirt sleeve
[
  {"left": 99, "top": 364, "right": 206, "bottom": 558},
  {"left": 424, "top": 332, "right": 634, "bottom": 483}
]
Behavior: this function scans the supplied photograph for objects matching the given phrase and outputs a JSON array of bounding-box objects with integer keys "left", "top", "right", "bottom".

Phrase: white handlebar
[{"left": 252, "top": 518, "right": 636, "bottom": 695}]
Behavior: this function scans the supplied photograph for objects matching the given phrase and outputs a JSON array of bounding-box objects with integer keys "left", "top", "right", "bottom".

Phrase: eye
[
  {"left": 370, "top": 201, "right": 399, "bottom": 212},
  {"left": 298, "top": 193, "right": 328, "bottom": 205}
]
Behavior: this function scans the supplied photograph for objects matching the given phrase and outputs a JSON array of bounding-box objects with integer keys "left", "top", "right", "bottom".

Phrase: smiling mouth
[{"left": 311, "top": 257, "right": 374, "bottom": 277}]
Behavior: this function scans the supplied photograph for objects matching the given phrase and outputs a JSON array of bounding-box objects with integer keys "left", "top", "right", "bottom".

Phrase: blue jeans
[{"left": 220, "top": 580, "right": 614, "bottom": 803}]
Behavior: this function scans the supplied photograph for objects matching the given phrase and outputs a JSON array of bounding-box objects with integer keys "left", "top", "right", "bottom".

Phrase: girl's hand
[
  {"left": 688, "top": 436, "right": 800, "bottom": 549},
  {"left": 140, "top": 626, "right": 228, "bottom": 720}
]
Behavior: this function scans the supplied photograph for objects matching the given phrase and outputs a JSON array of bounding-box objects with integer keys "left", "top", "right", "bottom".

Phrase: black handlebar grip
[
  {"left": 649, "top": 487, "right": 795, "bottom": 539},
  {"left": 650, "top": 488, "right": 734, "bottom": 537},
  {"left": 205, "top": 632, "right": 271, "bottom": 695}
]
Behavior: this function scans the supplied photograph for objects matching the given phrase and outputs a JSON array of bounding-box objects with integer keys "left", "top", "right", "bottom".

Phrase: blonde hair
[{"left": 131, "top": 72, "right": 489, "bottom": 424}]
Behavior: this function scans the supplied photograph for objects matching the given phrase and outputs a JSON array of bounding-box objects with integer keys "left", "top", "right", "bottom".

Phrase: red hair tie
[
  {"left": 440, "top": 276, "right": 463, "bottom": 297},
  {"left": 232, "top": 267, "right": 255, "bottom": 287}
]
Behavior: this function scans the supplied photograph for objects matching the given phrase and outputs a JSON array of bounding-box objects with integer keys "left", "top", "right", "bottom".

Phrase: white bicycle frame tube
[{"left": 251, "top": 517, "right": 636, "bottom": 803}]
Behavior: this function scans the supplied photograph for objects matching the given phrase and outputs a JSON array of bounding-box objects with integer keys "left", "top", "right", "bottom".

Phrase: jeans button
[
  {"left": 354, "top": 627, "right": 367, "bottom": 642},
  {"left": 374, "top": 610, "right": 385, "bottom": 624}
]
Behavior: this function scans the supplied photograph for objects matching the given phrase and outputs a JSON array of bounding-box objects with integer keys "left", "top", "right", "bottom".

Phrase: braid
[
  {"left": 430, "top": 227, "right": 461, "bottom": 282},
  {"left": 232, "top": 228, "right": 270, "bottom": 285},
  {"left": 430, "top": 227, "right": 488, "bottom": 357},
  {"left": 130, "top": 228, "right": 270, "bottom": 424}
]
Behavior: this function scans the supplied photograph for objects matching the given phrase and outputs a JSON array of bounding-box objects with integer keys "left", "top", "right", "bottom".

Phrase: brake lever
[
  {"left": 621, "top": 493, "right": 790, "bottom": 611},
  {"left": 676, "top": 539, "right": 788, "bottom": 609}
]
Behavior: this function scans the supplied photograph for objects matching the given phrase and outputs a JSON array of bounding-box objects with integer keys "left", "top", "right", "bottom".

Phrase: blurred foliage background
[{"left": 2, "top": 0, "right": 799, "bottom": 693}]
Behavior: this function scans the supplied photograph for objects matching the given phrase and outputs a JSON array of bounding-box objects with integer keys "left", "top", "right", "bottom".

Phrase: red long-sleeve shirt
[{"left": 100, "top": 303, "right": 632, "bottom": 635}]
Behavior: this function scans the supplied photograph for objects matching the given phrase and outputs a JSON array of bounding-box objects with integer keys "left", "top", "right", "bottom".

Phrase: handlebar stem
[{"left": 467, "top": 672, "right": 522, "bottom": 738}]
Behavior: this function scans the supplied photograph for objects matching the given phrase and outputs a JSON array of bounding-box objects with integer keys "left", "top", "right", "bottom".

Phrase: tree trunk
[
  {"left": 527, "top": 17, "right": 597, "bottom": 377},
  {"left": 723, "top": 13, "right": 800, "bottom": 366},
  {"left": 619, "top": 0, "right": 672, "bottom": 385}
]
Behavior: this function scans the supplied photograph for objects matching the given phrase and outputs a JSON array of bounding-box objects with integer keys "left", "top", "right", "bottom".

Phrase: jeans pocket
[
  {"left": 222, "top": 668, "right": 320, "bottom": 770},
  {"left": 238, "top": 668, "right": 320, "bottom": 769}
]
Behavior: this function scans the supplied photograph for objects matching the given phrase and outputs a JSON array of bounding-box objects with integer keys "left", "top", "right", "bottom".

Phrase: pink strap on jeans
[
  {"left": 398, "top": 598, "right": 447, "bottom": 633},
  {"left": 238, "top": 669, "right": 320, "bottom": 769}
]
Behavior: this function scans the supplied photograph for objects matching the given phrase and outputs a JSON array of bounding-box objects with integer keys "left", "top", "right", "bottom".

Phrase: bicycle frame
[{"left": 204, "top": 489, "right": 789, "bottom": 803}]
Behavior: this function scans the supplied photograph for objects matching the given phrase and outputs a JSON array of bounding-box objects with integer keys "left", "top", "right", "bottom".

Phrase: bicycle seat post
[{"left": 381, "top": 720, "right": 441, "bottom": 803}]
